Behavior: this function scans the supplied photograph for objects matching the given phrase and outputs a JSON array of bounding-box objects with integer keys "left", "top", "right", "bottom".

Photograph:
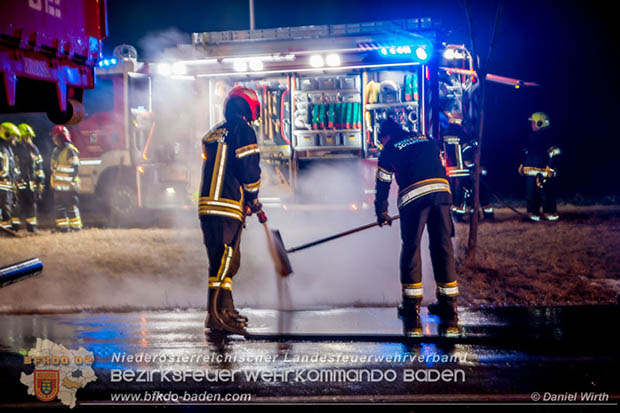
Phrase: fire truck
[
  {"left": 153, "top": 18, "right": 532, "bottom": 211},
  {"left": 56, "top": 18, "right": 532, "bottom": 223},
  {"left": 67, "top": 45, "right": 193, "bottom": 223},
  {"left": 0, "top": 0, "right": 106, "bottom": 124}
]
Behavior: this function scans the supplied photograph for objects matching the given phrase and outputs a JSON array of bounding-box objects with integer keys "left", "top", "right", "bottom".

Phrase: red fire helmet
[
  {"left": 50, "top": 125, "right": 71, "bottom": 143},
  {"left": 226, "top": 86, "right": 261, "bottom": 122}
]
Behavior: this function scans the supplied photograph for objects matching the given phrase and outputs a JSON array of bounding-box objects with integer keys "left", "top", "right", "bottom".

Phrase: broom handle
[{"left": 286, "top": 215, "right": 400, "bottom": 254}]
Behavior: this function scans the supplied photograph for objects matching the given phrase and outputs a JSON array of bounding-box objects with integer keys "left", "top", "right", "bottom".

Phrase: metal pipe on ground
[{"left": 0, "top": 258, "right": 43, "bottom": 288}]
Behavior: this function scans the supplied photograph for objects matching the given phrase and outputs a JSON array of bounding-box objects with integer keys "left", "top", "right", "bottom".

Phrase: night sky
[{"left": 104, "top": 0, "right": 619, "bottom": 199}]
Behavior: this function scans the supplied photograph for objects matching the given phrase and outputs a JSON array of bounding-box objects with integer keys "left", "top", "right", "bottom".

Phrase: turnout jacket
[
  {"left": 0, "top": 141, "right": 18, "bottom": 193},
  {"left": 375, "top": 132, "right": 451, "bottom": 215},
  {"left": 521, "top": 127, "right": 561, "bottom": 178},
  {"left": 14, "top": 142, "right": 44, "bottom": 192},
  {"left": 50, "top": 142, "right": 80, "bottom": 191},
  {"left": 199, "top": 119, "right": 261, "bottom": 222}
]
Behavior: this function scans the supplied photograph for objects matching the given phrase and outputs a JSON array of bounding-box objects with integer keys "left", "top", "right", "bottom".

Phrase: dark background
[{"left": 103, "top": 0, "right": 620, "bottom": 200}]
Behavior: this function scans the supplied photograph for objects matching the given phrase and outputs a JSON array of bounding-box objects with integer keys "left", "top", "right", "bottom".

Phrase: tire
[{"left": 106, "top": 184, "right": 138, "bottom": 227}]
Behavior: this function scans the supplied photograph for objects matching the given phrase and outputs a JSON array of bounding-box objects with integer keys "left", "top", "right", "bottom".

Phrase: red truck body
[{"left": 0, "top": 0, "right": 107, "bottom": 123}]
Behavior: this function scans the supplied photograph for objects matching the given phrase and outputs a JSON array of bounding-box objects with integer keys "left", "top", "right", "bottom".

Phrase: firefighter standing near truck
[
  {"left": 440, "top": 110, "right": 494, "bottom": 221},
  {"left": 50, "top": 125, "right": 82, "bottom": 232},
  {"left": 200, "top": 86, "right": 263, "bottom": 336},
  {"left": 374, "top": 118, "right": 459, "bottom": 323},
  {"left": 0, "top": 122, "right": 20, "bottom": 234},
  {"left": 11, "top": 123, "right": 45, "bottom": 233},
  {"left": 519, "top": 112, "right": 561, "bottom": 221}
]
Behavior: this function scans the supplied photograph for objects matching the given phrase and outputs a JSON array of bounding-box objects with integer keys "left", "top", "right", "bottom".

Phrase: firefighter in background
[
  {"left": 50, "top": 125, "right": 82, "bottom": 232},
  {"left": 453, "top": 142, "right": 494, "bottom": 220},
  {"left": 0, "top": 122, "right": 20, "bottom": 233},
  {"left": 519, "top": 112, "right": 560, "bottom": 221},
  {"left": 12, "top": 123, "right": 45, "bottom": 233},
  {"left": 440, "top": 111, "right": 494, "bottom": 221},
  {"left": 374, "top": 118, "right": 459, "bottom": 323},
  {"left": 200, "top": 86, "right": 263, "bottom": 335}
]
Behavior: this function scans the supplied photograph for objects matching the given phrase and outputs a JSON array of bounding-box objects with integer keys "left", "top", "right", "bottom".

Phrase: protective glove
[
  {"left": 377, "top": 211, "right": 392, "bottom": 227},
  {"left": 244, "top": 198, "right": 263, "bottom": 217}
]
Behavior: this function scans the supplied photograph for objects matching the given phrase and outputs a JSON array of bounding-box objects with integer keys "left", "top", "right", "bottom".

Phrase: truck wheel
[{"left": 106, "top": 184, "right": 137, "bottom": 226}]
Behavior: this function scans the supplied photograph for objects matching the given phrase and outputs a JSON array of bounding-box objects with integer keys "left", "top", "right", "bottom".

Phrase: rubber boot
[
  {"left": 207, "top": 288, "right": 247, "bottom": 336},
  {"left": 219, "top": 289, "right": 248, "bottom": 325},
  {"left": 205, "top": 289, "right": 222, "bottom": 330},
  {"left": 427, "top": 295, "right": 458, "bottom": 318},
  {"left": 482, "top": 206, "right": 495, "bottom": 221},
  {"left": 438, "top": 314, "right": 460, "bottom": 337},
  {"left": 397, "top": 297, "right": 422, "bottom": 318},
  {"left": 222, "top": 288, "right": 248, "bottom": 324},
  {"left": 402, "top": 314, "right": 423, "bottom": 337}
]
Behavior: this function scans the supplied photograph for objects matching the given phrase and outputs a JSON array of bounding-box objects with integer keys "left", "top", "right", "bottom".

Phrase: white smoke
[
  {"left": 137, "top": 28, "right": 190, "bottom": 61},
  {"left": 230, "top": 161, "right": 448, "bottom": 310}
]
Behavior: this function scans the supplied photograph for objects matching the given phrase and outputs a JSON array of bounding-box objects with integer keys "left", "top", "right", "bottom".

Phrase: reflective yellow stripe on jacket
[
  {"left": 51, "top": 145, "right": 80, "bottom": 191},
  {"left": 397, "top": 178, "right": 451, "bottom": 209},
  {"left": 199, "top": 141, "right": 245, "bottom": 222}
]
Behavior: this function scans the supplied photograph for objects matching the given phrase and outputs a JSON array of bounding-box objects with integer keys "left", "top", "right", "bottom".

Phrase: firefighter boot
[
  {"left": 482, "top": 205, "right": 495, "bottom": 221},
  {"left": 402, "top": 314, "right": 423, "bottom": 338},
  {"left": 427, "top": 295, "right": 458, "bottom": 318},
  {"left": 10, "top": 218, "right": 20, "bottom": 232},
  {"left": 206, "top": 289, "right": 248, "bottom": 336},
  {"left": 398, "top": 297, "right": 422, "bottom": 318},
  {"left": 219, "top": 288, "right": 248, "bottom": 324},
  {"left": 204, "top": 289, "right": 247, "bottom": 330},
  {"left": 438, "top": 313, "right": 460, "bottom": 337},
  {"left": 204, "top": 289, "right": 222, "bottom": 331},
  {"left": 543, "top": 213, "right": 559, "bottom": 222}
]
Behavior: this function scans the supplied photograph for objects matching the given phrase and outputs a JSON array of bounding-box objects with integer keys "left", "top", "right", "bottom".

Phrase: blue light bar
[
  {"left": 97, "top": 57, "right": 119, "bottom": 68},
  {"left": 377, "top": 42, "right": 432, "bottom": 63}
]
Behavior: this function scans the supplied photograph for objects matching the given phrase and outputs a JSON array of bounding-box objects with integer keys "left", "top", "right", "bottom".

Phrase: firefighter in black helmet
[
  {"left": 374, "top": 118, "right": 459, "bottom": 322},
  {"left": 519, "top": 112, "right": 560, "bottom": 221},
  {"left": 200, "top": 86, "right": 263, "bottom": 336}
]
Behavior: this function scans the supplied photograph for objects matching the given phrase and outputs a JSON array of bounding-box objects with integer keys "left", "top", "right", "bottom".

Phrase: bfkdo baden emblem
[{"left": 34, "top": 370, "right": 60, "bottom": 402}]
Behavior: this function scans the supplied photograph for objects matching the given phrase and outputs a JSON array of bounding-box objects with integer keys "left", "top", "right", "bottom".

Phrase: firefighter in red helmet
[
  {"left": 200, "top": 86, "right": 262, "bottom": 335},
  {"left": 50, "top": 125, "right": 82, "bottom": 232}
]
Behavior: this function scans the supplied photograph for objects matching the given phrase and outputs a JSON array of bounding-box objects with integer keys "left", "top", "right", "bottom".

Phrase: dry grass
[
  {"left": 1, "top": 206, "right": 618, "bottom": 312},
  {"left": 454, "top": 206, "right": 620, "bottom": 307}
]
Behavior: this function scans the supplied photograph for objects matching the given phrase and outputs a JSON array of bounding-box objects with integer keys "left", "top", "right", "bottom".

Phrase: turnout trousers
[
  {"left": 526, "top": 176, "right": 557, "bottom": 215},
  {"left": 54, "top": 191, "right": 82, "bottom": 231},
  {"left": 0, "top": 189, "right": 14, "bottom": 231},
  {"left": 200, "top": 216, "right": 243, "bottom": 311},
  {"left": 399, "top": 201, "right": 458, "bottom": 301},
  {"left": 12, "top": 189, "right": 39, "bottom": 231}
]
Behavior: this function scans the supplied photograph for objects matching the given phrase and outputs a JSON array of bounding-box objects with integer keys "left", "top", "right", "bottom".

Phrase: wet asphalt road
[{"left": 0, "top": 306, "right": 619, "bottom": 410}]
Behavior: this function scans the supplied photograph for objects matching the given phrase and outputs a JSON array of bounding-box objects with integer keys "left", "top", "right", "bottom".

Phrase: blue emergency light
[
  {"left": 378, "top": 42, "right": 432, "bottom": 63},
  {"left": 98, "top": 58, "right": 118, "bottom": 68}
]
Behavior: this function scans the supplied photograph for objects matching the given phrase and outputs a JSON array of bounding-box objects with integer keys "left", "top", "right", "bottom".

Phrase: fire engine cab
[{"left": 69, "top": 45, "right": 192, "bottom": 223}]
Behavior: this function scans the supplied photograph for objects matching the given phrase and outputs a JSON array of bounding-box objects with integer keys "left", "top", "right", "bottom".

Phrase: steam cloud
[{"left": 231, "top": 161, "right": 446, "bottom": 310}]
